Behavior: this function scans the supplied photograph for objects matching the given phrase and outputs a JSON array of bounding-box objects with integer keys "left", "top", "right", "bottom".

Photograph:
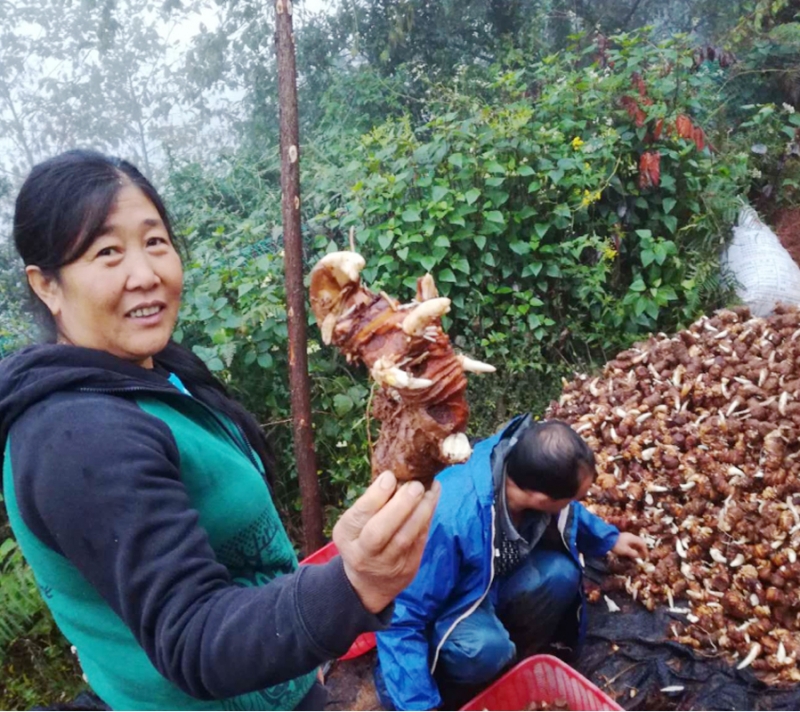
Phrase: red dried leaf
[
  {"left": 620, "top": 95, "right": 637, "bottom": 117},
  {"left": 653, "top": 118, "right": 664, "bottom": 140},
  {"left": 639, "top": 151, "right": 661, "bottom": 190},
  {"left": 692, "top": 126, "right": 706, "bottom": 152},
  {"left": 676, "top": 114, "right": 694, "bottom": 140},
  {"left": 632, "top": 72, "right": 648, "bottom": 98},
  {"left": 620, "top": 96, "right": 647, "bottom": 128}
]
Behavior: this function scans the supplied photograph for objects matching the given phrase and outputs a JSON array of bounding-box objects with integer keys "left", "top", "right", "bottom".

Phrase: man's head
[{"left": 504, "top": 420, "right": 596, "bottom": 515}]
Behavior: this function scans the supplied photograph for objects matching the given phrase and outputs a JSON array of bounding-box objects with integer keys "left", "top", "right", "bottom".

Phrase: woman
[{"left": 0, "top": 150, "right": 440, "bottom": 710}]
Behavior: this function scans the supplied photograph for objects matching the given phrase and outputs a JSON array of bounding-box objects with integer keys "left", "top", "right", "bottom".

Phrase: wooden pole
[{"left": 274, "top": 0, "right": 324, "bottom": 555}]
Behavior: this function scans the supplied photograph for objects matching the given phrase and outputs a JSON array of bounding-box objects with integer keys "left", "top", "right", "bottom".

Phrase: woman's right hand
[{"left": 332, "top": 471, "right": 440, "bottom": 614}]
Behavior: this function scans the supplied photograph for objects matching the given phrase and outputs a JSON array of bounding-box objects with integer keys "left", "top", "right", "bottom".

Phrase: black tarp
[{"left": 576, "top": 564, "right": 800, "bottom": 711}]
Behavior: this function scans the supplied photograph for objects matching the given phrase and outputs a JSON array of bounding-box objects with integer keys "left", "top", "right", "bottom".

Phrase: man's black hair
[{"left": 505, "top": 420, "right": 596, "bottom": 499}]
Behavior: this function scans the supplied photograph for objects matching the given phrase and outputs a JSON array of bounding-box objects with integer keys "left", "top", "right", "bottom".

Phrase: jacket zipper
[
  {"left": 77, "top": 385, "right": 262, "bottom": 472},
  {"left": 430, "top": 503, "right": 497, "bottom": 675}
]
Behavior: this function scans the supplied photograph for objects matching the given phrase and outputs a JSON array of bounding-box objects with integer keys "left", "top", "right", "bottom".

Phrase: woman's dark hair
[
  {"left": 12, "top": 149, "right": 275, "bottom": 484},
  {"left": 505, "top": 420, "right": 596, "bottom": 500}
]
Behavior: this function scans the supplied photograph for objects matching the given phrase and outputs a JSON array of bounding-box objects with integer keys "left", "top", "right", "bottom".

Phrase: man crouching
[{"left": 374, "top": 415, "right": 647, "bottom": 710}]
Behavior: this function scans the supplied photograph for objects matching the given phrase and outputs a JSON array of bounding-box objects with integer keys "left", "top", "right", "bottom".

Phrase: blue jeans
[
  {"left": 439, "top": 548, "right": 580, "bottom": 685},
  {"left": 374, "top": 548, "right": 581, "bottom": 708}
]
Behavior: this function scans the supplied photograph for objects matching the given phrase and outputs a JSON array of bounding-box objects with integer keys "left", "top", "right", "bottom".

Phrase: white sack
[{"left": 721, "top": 206, "right": 800, "bottom": 317}]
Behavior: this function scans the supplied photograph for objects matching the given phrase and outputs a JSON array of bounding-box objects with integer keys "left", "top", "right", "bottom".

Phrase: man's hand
[
  {"left": 333, "top": 471, "right": 441, "bottom": 614},
  {"left": 611, "top": 532, "right": 648, "bottom": 560}
]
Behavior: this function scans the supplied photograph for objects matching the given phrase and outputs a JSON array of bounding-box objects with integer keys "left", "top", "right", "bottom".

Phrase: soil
[
  {"left": 772, "top": 206, "right": 800, "bottom": 267},
  {"left": 324, "top": 650, "right": 383, "bottom": 711}
]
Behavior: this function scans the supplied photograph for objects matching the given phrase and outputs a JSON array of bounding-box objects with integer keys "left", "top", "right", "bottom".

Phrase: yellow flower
[
  {"left": 602, "top": 244, "right": 618, "bottom": 261},
  {"left": 581, "top": 189, "right": 602, "bottom": 207},
  {"left": 571, "top": 136, "right": 584, "bottom": 149}
]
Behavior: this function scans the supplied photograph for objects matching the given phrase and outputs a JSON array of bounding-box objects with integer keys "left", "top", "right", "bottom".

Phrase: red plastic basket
[
  {"left": 299, "top": 541, "right": 377, "bottom": 661},
  {"left": 460, "top": 655, "right": 622, "bottom": 711}
]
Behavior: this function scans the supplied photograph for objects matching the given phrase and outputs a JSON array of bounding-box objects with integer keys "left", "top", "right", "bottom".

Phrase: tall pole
[{"left": 274, "top": 0, "right": 324, "bottom": 555}]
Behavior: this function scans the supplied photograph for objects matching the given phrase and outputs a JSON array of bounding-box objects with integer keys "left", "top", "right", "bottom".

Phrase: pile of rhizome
[{"left": 548, "top": 305, "right": 800, "bottom": 683}]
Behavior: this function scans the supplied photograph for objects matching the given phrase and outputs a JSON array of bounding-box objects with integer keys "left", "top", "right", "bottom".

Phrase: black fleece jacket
[{"left": 0, "top": 344, "right": 389, "bottom": 702}]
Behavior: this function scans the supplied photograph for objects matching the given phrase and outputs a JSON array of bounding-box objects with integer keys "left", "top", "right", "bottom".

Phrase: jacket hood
[{"left": 0, "top": 344, "right": 174, "bottom": 461}]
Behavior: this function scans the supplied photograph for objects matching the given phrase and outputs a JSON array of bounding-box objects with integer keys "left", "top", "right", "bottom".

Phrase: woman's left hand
[
  {"left": 611, "top": 532, "right": 649, "bottom": 560},
  {"left": 332, "top": 471, "right": 440, "bottom": 614}
]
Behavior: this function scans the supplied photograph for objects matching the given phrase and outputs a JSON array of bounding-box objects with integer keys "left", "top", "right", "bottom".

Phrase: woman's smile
[{"left": 126, "top": 301, "right": 167, "bottom": 321}]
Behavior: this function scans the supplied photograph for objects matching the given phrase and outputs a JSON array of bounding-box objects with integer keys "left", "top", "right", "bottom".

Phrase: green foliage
[
  {"left": 0, "top": 537, "right": 85, "bottom": 709},
  {"left": 0, "top": 539, "right": 40, "bottom": 650},
  {"left": 737, "top": 101, "right": 800, "bottom": 207},
  {"left": 314, "top": 32, "right": 749, "bottom": 413},
  {"left": 0, "top": 243, "right": 34, "bottom": 356}
]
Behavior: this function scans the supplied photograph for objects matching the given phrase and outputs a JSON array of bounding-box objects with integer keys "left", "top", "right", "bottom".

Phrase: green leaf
[
  {"left": 546, "top": 264, "right": 561, "bottom": 277},
  {"left": 432, "top": 185, "right": 449, "bottom": 202},
  {"left": 510, "top": 241, "right": 530, "bottom": 255},
  {"left": 641, "top": 249, "right": 655, "bottom": 267},
  {"left": 484, "top": 210, "right": 505, "bottom": 224},
  {"left": 439, "top": 268, "right": 457, "bottom": 282},
  {"left": 630, "top": 277, "right": 646, "bottom": 292},
  {"left": 548, "top": 169, "right": 565, "bottom": 185},
  {"left": 333, "top": 394, "right": 354, "bottom": 417},
  {"left": 486, "top": 160, "right": 506, "bottom": 174},
  {"left": 473, "top": 235, "right": 487, "bottom": 250},
  {"left": 663, "top": 215, "right": 678, "bottom": 234},
  {"left": 448, "top": 153, "right": 464, "bottom": 168},
  {"left": 0, "top": 538, "right": 17, "bottom": 558},
  {"left": 635, "top": 229, "right": 652, "bottom": 239},
  {"left": 257, "top": 353, "right": 274, "bottom": 369},
  {"left": 662, "top": 197, "right": 677, "bottom": 214},
  {"left": 465, "top": 188, "right": 481, "bottom": 205},
  {"left": 207, "top": 357, "right": 225, "bottom": 372},
  {"left": 454, "top": 257, "right": 470, "bottom": 274},
  {"left": 397, "top": 247, "right": 409, "bottom": 261},
  {"left": 518, "top": 165, "right": 535, "bottom": 176},
  {"left": 402, "top": 208, "right": 422, "bottom": 222},
  {"left": 483, "top": 252, "right": 496, "bottom": 266},
  {"left": 238, "top": 282, "right": 255, "bottom": 298},
  {"left": 378, "top": 232, "right": 394, "bottom": 249},
  {"left": 419, "top": 255, "right": 436, "bottom": 272},
  {"left": 534, "top": 223, "right": 550, "bottom": 239},
  {"left": 434, "top": 236, "right": 451, "bottom": 248},
  {"left": 522, "top": 262, "right": 543, "bottom": 277}
]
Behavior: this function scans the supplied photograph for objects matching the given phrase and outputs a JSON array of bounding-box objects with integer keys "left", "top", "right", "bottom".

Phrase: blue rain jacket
[{"left": 376, "top": 416, "right": 621, "bottom": 710}]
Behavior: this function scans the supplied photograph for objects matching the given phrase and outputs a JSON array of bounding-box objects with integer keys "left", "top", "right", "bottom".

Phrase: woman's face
[{"left": 30, "top": 184, "right": 183, "bottom": 368}]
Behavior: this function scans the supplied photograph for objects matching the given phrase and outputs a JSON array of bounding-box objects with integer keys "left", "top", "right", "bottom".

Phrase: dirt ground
[
  {"left": 324, "top": 651, "right": 383, "bottom": 711},
  {"left": 772, "top": 206, "right": 800, "bottom": 267}
]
